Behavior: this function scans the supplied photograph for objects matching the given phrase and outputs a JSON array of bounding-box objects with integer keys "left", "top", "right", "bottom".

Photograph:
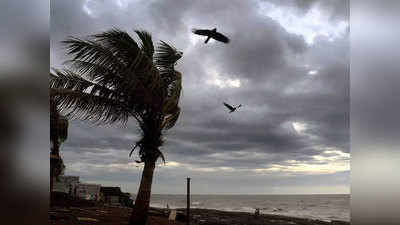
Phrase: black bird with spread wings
[
  {"left": 192, "top": 28, "right": 230, "bottom": 44},
  {"left": 223, "top": 102, "right": 242, "bottom": 113}
]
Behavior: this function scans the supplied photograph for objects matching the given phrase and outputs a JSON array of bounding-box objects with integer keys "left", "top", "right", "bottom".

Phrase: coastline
[
  {"left": 150, "top": 204, "right": 349, "bottom": 223},
  {"left": 49, "top": 205, "right": 350, "bottom": 225},
  {"left": 149, "top": 194, "right": 350, "bottom": 222},
  {"left": 158, "top": 207, "right": 350, "bottom": 225}
]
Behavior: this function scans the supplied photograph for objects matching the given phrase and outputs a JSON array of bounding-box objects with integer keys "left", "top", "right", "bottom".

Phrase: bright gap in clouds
[
  {"left": 255, "top": 160, "right": 349, "bottom": 175},
  {"left": 292, "top": 121, "right": 308, "bottom": 133},
  {"left": 257, "top": 1, "right": 349, "bottom": 45},
  {"left": 115, "top": 0, "right": 129, "bottom": 8},
  {"left": 208, "top": 78, "right": 241, "bottom": 88},
  {"left": 83, "top": 0, "right": 131, "bottom": 17},
  {"left": 255, "top": 148, "right": 350, "bottom": 175},
  {"left": 206, "top": 69, "right": 241, "bottom": 88},
  {"left": 83, "top": 0, "right": 93, "bottom": 16}
]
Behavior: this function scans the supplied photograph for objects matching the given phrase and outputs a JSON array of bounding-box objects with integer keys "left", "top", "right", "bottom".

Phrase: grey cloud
[
  {"left": 52, "top": 0, "right": 349, "bottom": 194},
  {"left": 264, "top": 0, "right": 349, "bottom": 22}
]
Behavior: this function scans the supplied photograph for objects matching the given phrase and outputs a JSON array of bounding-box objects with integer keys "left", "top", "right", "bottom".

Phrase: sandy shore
[
  {"left": 50, "top": 192, "right": 349, "bottom": 225},
  {"left": 49, "top": 205, "right": 349, "bottom": 225},
  {"left": 159, "top": 207, "right": 349, "bottom": 225}
]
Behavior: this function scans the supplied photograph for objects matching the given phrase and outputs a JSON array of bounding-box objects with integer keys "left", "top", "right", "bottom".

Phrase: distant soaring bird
[
  {"left": 223, "top": 102, "right": 242, "bottom": 113},
  {"left": 192, "top": 28, "right": 230, "bottom": 44}
]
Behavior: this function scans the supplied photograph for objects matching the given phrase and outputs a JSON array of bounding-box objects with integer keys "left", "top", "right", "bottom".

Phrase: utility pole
[{"left": 186, "top": 177, "right": 191, "bottom": 225}]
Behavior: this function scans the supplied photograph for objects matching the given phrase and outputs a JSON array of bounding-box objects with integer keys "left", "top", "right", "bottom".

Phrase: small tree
[{"left": 50, "top": 96, "right": 68, "bottom": 193}]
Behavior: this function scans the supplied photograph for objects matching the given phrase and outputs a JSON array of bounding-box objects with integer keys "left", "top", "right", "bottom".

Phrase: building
[
  {"left": 53, "top": 176, "right": 131, "bottom": 205},
  {"left": 120, "top": 192, "right": 133, "bottom": 207},
  {"left": 75, "top": 183, "right": 101, "bottom": 201},
  {"left": 100, "top": 187, "right": 122, "bottom": 205},
  {"left": 52, "top": 175, "right": 101, "bottom": 201},
  {"left": 53, "top": 176, "right": 79, "bottom": 194},
  {"left": 100, "top": 187, "right": 133, "bottom": 207}
]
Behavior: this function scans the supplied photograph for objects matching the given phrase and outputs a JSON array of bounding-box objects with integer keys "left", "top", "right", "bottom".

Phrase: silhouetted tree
[
  {"left": 50, "top": 96, "right": 68, "bottom": 193},
  {"left": 50, "top": 29, "right": 183, "bottom": 225}
]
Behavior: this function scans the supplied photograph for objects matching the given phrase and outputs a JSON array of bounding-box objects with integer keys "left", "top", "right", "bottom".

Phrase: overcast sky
[{"left": 50, "top": 0, "right": 349, "bottom": 195}]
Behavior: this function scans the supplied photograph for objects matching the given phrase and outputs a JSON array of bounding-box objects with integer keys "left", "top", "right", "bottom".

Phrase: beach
[
  {"left": 50, "top": 192, "right": 349, "bottom": 225},
  {"left": 49, "top": 205, "right": 349, "bottom": 225}
]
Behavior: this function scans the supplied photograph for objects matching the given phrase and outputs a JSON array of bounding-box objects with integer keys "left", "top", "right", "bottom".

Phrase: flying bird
[
  {"left": 192, "top": 28, "right": 230, "bottom": 44},
  {"left": 223, "top": 102, "right": 242, "bottom": 113}
]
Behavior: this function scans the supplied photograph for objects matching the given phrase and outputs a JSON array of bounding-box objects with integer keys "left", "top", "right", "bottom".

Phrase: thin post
[{"left": 186, "top": 177, "right": 191, "bottom": 225}]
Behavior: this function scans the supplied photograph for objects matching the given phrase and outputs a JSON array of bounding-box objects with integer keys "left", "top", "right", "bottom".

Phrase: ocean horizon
[{"left": 140, "top": 194, "right": 350, "bottom": 222}]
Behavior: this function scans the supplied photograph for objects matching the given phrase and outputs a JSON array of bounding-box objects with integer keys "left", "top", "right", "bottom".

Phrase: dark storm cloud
[
  {"left": 171, "top": 119, "right": 309, "bottom": 153},
  {"left": 206, "top": 22, "right": 298, "bottom": 80},
  {"left": 52, "top": 0, "right": 349, "bottom": 194},
  {"left": 147, "top": 0, "right": 191, "bottom": 34},
  {"left": 63, "top": 120, "right": 140, "bottom": 152}
]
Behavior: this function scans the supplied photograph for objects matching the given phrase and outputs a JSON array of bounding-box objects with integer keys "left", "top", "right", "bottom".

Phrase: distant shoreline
[
  {"left": 151, "top": 206, "right": 350, "bottom": 223},
  {"left": 149, "top": 193, "right": 350, "bottom": 222},
  {"left": 151, "top": 207, "right": 350, "bottom": 225},
  {"left": 50, "top": 205, "right": 350, "bottom": 225},
  {"left": 148, "top": 193, "right": 350, "bottom": 196}
]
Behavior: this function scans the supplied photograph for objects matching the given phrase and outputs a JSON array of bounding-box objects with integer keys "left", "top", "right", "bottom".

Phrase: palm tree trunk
[{"left": 129, "top": 160, "right": 156, "bottom": 225}]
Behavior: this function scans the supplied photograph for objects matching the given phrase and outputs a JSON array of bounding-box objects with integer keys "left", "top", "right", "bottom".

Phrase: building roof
[
  {"left": 121, "top": 192, "right": 131, "bottom": 198},
  {"left": 78, "top": 183, "right": 101, "bottom": 187},
  {"left": 58, "top": 176, "right": 79, "bottom": 184},
  {"left": 100, "top": 187, "right": 122, "bottom": 196}
]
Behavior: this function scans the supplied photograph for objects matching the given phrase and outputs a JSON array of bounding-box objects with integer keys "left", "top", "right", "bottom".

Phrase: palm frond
[
  {"left": 51, "top": 88, "right": 130, "bottom": 124},
  {"left": 162, "top": 107, "right": 180, "bottom": 130},
  {"left": 155, "top": 41, "right": 182, "bottom": 67},
  {"left": 129, "top": 142, "right": 140, "bottom": 158},
  {"left": 62, "top": 31, "right": 164, "bottom": 111},
  {"left": 64, "top": 60, "right": 139, "bottom": 100},
  {"left": 155, "top": 41, "right": 182, "bottom": 76},
  {"left": 50, "top": 69, "right": 123, "bottom": 100},
  {"left": 162, "top": 72, "right": 181, "bottom": 112},
  {"left": 90, "top": 28, "right": 141, "bottom": 65},
  {"left": 64, "top": 59, "right": 124, "bottom": 82},
  {"left": 157, "top": 149, "right": 166, "bottom": 164},
  {"left": 62, "top": 37, "right": 127, "bottom": 74},
  {"left": 135, "top": 30, "right": 154, "bottom": 60},
  {"left": 89, "top": 29, "right": 159, "bottom": 83},
  {"left": 161, "top": 71, "right": 182, "bottom": 130},
  {"left": 64, "top": 31, "right": 158, "bottom": 92}
]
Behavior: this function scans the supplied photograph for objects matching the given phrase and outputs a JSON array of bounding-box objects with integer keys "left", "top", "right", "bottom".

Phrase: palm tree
[
  {"left": 50, "top": 96, "right": 68, "bottom": 193},
  {"left": 50, "top": 28, "right": 183, "bottom": 225}
]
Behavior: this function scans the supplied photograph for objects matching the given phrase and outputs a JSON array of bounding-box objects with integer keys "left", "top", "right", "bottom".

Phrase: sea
[{"left": 148, "top": 194, "right": 350, "bottom": 222}]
